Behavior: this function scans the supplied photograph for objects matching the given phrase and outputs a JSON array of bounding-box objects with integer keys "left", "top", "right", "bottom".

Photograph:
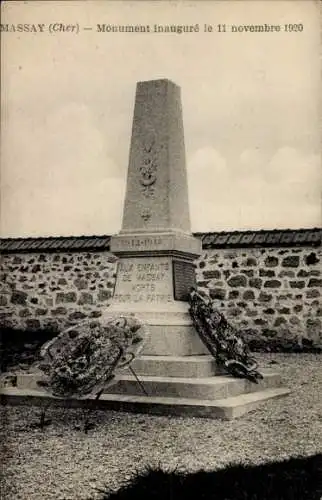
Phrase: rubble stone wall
[
  {"left": 0, "top": 252, "right": 117, "bottom": 332},
  {"left": 1, "top": 245, "right": 321, "bottom": 351},
  {"left": 195, "top": 246, "right": 321, "bottom": 350}
]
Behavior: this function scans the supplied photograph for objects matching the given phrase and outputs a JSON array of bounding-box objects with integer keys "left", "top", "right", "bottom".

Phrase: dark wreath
[{"left": 188, "top": 288, "right": 263, "bottom": 383}]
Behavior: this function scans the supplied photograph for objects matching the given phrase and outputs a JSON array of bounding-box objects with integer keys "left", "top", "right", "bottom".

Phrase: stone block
[
  {"left": 122, "top": 355, "right": 219, "bottom": 378},
  {"left": 19, "top": 308, "right": 31, "bottom": 317},
  {"left": 258, "top": 292, "right": 272, "bottom": 302},
  {"left": 69, "top": 311, "right": 87, "bottom": 321},
  {"left": 212, "top": 280, "right": 224, "bottom": 288},
  {"left": 249, "top": 278, "right": 262, "bottom": 288},
  {"left": 0, "top": 295, "right": 8, "bottom": 306},
  {"left": 277, "top": 307, "right": 290, "bottom": 314},
  {"left": 241, "top": 269, "right": 254, "bottom": 277},
  {"left": 305, "top": 252, "right": 319, "bottom": 265},
  {"left": 203, "top": 270, "right": 220, "bottom": 279},
  {"left": 289, "top": 281, "right": 305, "bottom": 289},
  {"left": 262, "top": 328, "right": 277, "bottom": 337},
  {"left": 209, "top": 288, "right": 226, "bottom": 300},
  {"left": 236, "top": 301, "right": 247, "bottom": 308},
  {"left": 308, "top": 278, "right": 322, "bottom": 288},
  {"left": 309, "top": 270, "right": 320, "bottom": 276},
  {"left": 142, "top": 325, "right": 208, "bottom": 356},
  {"left": 51, "top": 307, "right": 68, "bottom": 316},
  {"left": 282, "top": 256, "right": 300, "bottom": 268},
  {"left": 306, "top": 318, "right": 321, "bottom": 335},
  {"left": 11, "top": 291, "right": 28, "bottom": 305},
  {"left": 274, "top": 317, "right": 287, "bottom": 327},
  {"left": 245, "top": 257, "right": 257, "bottom": 267},
  {"left": 226, "top": 307, "right": 242, "bottom": 317},
  {"left": 306, "top": 289, "right": 320, "bottom": 299},
  {"left": 227, "top": 275, "right": 247, "bottom": 287},
  {"left": 78, "top": 292, "right": 93, "bottom": 305},
  {"left": 196, "top": 281, "right": 209, "bottom": 288},
  {"left": 264, "top": 280, "right": 281, "bottom": 288},
  {"left": 259, "top": 269, "right": 275, "bottom": 277},
  {"left": 263, "top": 308, "right": 275, "bottom": 315},
  {"left": 74, "top": 278, "right": 88, "bottom": 290},
  {"left": 35, "top": 308, "right": 48, "bottom": 316},
  {"left": 245, "top": 309, "right": 257, "bottom": 317},
  {"left": 265, "top": 256, "right": 279, "bottom": 267},
  {"left": 105, "top": 370, "right": 282, "bottom": 400},
  {"left": 254, "top": 318, "right": 268, "bottom": 326},
  {"left": 297, "top": 270, "right": 309, "bottom": 277},
  {"left": 56, "top": 292, "right": 77, "bottom": 304},
  {"left": 89, "top": 311, "right": 102, "bottom": 318}
]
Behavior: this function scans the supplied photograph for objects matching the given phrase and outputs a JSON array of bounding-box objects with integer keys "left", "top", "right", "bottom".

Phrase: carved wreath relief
[{"left": 139, "top": 132, "right": 157, "bottom": 199}]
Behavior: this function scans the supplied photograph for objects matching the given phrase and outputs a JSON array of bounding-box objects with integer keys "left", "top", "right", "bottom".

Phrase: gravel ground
[{"left": 1, "top": 353, "right": 322, "bottom": 500}]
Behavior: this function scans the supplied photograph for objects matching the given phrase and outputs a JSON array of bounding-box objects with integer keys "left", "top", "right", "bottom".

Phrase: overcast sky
[{"left": 1, "top": 0, "right": 321, "bottom": 237}]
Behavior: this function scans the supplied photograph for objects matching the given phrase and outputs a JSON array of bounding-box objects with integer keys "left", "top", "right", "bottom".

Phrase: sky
[{"left": 1, "top": 0, "right": 321, "bottom": 237}]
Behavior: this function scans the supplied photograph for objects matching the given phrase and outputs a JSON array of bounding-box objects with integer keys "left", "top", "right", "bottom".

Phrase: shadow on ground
[{"left": 98, "top": 454, "right": 322, "bottom": 500}]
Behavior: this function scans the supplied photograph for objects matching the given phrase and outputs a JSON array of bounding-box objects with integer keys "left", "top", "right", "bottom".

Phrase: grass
[{"left": 0, "top": 353, "right": 322, "bottom": 499}]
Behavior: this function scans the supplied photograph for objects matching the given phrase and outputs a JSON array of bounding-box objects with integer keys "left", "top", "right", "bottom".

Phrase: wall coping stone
[{"left": 0, "top": 228, "right": 321, "bottom": 254}]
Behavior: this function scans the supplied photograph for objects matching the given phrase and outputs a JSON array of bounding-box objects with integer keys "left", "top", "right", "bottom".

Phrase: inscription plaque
[
  {"left": 173, "top": 260, "right": 196, "bottom": 301},
  {"left": 113, "top": 257, "right": 173, "bottom": 304}
]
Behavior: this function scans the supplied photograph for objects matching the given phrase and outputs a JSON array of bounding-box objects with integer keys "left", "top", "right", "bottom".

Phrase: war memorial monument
[{"left": 104, "top": 79, "right": 289, "bottom": 418}]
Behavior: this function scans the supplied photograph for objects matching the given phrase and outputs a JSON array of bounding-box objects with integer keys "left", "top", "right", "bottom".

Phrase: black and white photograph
[{"left": 0, "top": 1, "right": 321, "bottom": 499}]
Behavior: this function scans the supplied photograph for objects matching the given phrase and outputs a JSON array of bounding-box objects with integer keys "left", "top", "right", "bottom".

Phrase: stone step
[
  {"left": 105, "top": 370, "right": 281, "bottom": 399},
  {"left": 12, "top": 369, "right": 281, "bottom": 400},
  {"left": 121, "top": 355, "right": 221, "bottom": 377},
  {"left": 0, "top": 387, "right": 291, "bottom": 420}
]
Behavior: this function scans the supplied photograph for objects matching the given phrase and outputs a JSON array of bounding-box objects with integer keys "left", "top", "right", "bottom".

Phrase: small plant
[{"left": 28, "top": 405, "right": 52, "bottom": 430}]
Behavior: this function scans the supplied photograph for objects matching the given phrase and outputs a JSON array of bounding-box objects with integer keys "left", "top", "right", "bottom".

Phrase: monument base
[
  {"left": 108, "top": 301, "right": 208, "bottom": 356},
  {"left": 2, "top": 370, "right": 290, "bottom": 420},
  {"left": 109, "top": 229, "right": 204, "bottom": 356}
]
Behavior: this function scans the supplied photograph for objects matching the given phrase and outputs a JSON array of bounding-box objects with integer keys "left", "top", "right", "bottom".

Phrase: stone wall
[
  {"left": 1, "top": 240, "right": 321, "bottom": 352},
  {"left": 0, "top": 252, "right": 117, "bottom": 332},
  {"left": 195, "top": 246, "right": 321, "bottom": 350}
]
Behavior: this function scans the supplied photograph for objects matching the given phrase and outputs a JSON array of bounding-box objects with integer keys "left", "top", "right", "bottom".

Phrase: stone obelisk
[{"left": 109, "top": 79, "right": 205, "bottom": 356}]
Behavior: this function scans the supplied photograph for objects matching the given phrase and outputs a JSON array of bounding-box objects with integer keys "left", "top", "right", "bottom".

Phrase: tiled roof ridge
[
  {"left": 1, "top": 227, "right": 321, "bottom": 240},
  {"left": 0, "top": 228, "right": 321, "bottom": 252},
  {"left": 194, "top": 227, "right": 322, "bottom": 235},
  {"left": 0, "top": 234, "right": 111, "bottom": 241}
]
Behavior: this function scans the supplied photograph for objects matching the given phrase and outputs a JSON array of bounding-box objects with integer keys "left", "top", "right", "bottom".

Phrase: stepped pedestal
[{"left": 1, "top": 368, "right": 290, "bottom": 420}]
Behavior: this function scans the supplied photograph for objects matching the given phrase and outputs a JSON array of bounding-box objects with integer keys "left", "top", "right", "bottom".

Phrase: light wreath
[{"left": 38, "top": 314, "right": 150, "bottom": 398}]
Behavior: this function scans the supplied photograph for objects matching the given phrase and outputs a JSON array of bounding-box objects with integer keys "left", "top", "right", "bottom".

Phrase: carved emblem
[
  {"left": 139, "top": 132, "right": 157, "bottom": 198},
  {"left": 140, "top": 208, "right": 152, "bottom": 222}
]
